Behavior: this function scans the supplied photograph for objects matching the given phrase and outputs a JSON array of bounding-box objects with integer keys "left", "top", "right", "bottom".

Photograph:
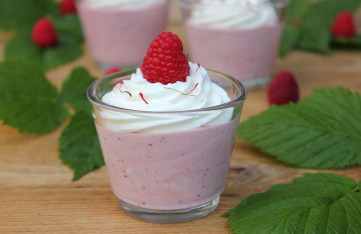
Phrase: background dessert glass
[
  {"left": 77, "top": 0, "right": 169, "bottom": 70},
  {"left": 87, "top": 69, "right": 247, "bottom": 223},
  {"left": 179, "top": 0, "right": 289, "bottom": 90}
]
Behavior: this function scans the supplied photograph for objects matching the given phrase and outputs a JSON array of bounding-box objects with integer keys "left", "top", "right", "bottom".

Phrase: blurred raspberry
[
  {"left": 331, "top": 11, "right": 356, "bottom": 38},
  {"left": 104, "top": 67, "right": 121, "bottom": 76},
  {"left": 31, "top": 18, "right": 57, "bottom": 47},
  {"left": 60, "top": 0, "right": 77, "bottom": 15},
  {"left": 267, "top": 71, "right": 300, "bottom": 105}
]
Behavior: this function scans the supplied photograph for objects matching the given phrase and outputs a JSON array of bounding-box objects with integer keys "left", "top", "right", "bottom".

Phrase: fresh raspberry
[
  {"left": 104, "top": 67, "right": 121, "bottom": 76},
  {"left": 140, "top": 32, "right": 190, "bottom": 85},
  {"left": 31, "top": 18, "right": 57, "bottom": 47},
  {"left": 267, "top": 71, "right": 300, "bottom": 106},
  {"left": 331, "top": 11, "right": 356, "bottom": 38},
  {"left": 60, "top": 0, "right": 77, "bottom": 15}
]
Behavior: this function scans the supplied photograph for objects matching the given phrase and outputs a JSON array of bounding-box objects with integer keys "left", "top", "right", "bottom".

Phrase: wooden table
[{"left": 1, "top": 24, "right": 360, "bottom": 233}]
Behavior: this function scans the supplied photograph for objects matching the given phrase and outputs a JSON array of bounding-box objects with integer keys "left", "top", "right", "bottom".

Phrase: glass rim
[
  {"left": 178, "top": 0, "right": 290, "bottom": 7},
  {"left": 87, "top": 69, "right": 247, "bottom": 115}
]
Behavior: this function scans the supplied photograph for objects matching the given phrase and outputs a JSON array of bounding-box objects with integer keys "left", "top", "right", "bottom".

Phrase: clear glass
[
  {"left": 76, "top": 0, "right": 169, "bottom": 70},
  {"left": 179, "top": 0, "right": 289, "bottom": 90},
  {"left": 87, "top": 70, "right": 247, "bottom": 223}
]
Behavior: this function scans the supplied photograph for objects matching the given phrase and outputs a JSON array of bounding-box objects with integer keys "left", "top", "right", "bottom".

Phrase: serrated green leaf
[
  {"left": 0, "top": 60, "right": 68, "bottom": 135},
  {"left": 59, "top": 111, "right": 104, "bottom": 181},
  {"left": 60, "top": 67, "right": 96, "bottom": 113},
  {"left": 0, "top": 0, "right": 58, "bottom": 31},
  {"left": 296, "top": 25, "right": 331, "bottom": 54},
  {"left": 279, "top": 0, "right": 361, "bottom": 57},
  {"left": 4, "top": 32, "right": 83, "bottom": 71},
  {"left": 284, "top": 0, "right": 310, "bottom": 22},
  {"left": 53, "top": 15, "right": 84, "bottom": 43},
  {"left": 238, "top": 87, "right": 361, "bottom": 169},
  {"left": 302, "top": 0, "right": 361, "bottom": 27},
  {"left": 3, "top": 30, "right": 43, "bottom": 64},
  {"left": 43, "top": 35, "right": 83, "bottom": 70},
  {"left": 332, "top": 35, "right": 361, "bottom": 48},
  {"left": 225, "top": 173, "right": 361, "bottom": 234},
  {"left": 279, "top": 26, "right": 300, "bottom": 58}
]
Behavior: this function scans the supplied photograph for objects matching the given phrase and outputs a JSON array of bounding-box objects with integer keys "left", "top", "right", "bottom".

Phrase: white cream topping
[
  {"left": 98, "top": 62, "right": 233, "bottom": 133},
  {"left": 188, "top": 0, "right": 278, "bottom": 29},
  {"left": 86, "top": 0, "right": 166, "bottom": 9}
]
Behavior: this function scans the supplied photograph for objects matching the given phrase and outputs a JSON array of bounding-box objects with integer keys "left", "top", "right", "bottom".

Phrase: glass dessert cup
[
  {"left": 179, "top": 0, "right": 289, "bottom": 90},
  {"left": 77, "top": 0, "right": 169, "bottom": 70},
  {"left": 87, "top": 70, "right": 247, "bottom": 223}
]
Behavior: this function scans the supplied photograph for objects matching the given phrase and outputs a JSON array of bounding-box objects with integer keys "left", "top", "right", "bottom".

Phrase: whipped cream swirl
[
  {"left": 188, "top": 0, "right": 278, "bottom": 29},
  {"left": 86, "top": 0, "right": 166, "bottom": 9},
  {"left": 98, "top": 62, "right": 233, "bottom": 133}
]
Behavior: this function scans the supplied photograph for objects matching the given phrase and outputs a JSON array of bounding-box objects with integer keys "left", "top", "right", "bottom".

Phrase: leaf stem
[{"left": 66, "top": 106, "right": 76, "bottom": 116}]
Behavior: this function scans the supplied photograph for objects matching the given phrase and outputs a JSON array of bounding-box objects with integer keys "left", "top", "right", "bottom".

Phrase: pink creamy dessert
[
  {"left": 93, "top": 62, "right": 239, "bottom": 212},
  {"left": 185, "top": 23, "right": 282, "bottom": 83},
  {"left": 87, "top": 32, "right": 246, "bottom": 222},
  {"left": 89, "top": 64, "right": 245, "bottom": 222},
  {"left": 77, "top": 0, "right": 168, "bottom": 69},
  {"left": 181, "top": 0, "right": 287, "bottom": 88},
  {"left": 96, "top": 118, "right": 238, "bottom": 210}
]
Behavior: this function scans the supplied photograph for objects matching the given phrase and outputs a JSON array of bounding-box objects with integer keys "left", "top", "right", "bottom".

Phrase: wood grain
[{"left": 1, "top": 23, "right": 361, "bottom": 234}]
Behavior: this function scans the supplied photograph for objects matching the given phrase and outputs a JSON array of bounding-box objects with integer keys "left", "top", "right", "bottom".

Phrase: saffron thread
[
  {"left": 123, "top": 91, "right": 132, "bottom": 97},
  {"left": 139, "top": 92, "right": 148, "bottom": 104},
  {"left": 163, "top": 83, "right": 199, "bottom": 97},
  {"left": 115, "top": 83, "right": 132, "bottom": 97}
]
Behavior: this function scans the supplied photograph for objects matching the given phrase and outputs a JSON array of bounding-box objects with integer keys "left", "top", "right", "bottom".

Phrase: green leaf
[
  {"left": 279, "top": 26, "right": 300, "bottom": 58},
  {"left": 0, "top": 0, "right": 58, "bottom": 31},
  {"left": 53, "top": 15, "right": 84, "bottom": 43},
  {"left": 238, "top": 87, "right": 361, "bottom": 169},
  {"left": 4, "top": 32, "right": 83, "bottom": 71},
  {"left": 224, "top": 173, "right": 361, "bottom": 234},
  {"left": 60, "top": 67, "right": 96, "bottom": 113},
  {"left": 302, "top": 0, "right": 361, "bottom": 28},
  {"left": 3, "top": 30, "right": 43, "bottom": 65},
  {"left": 284, "top": 0, "right": 310, "bottom": 22},
  {"left": 42, "top": 35, "right": 83, "bottom": 70},
  {"left": 59, "top": 111, "right": 104, "bottom": 181},
  {"left": 279, "top": 0, "right": 361, "bottom": 57},
  {"left": 332, "top": 35, "right": 361, "bottom": 48},
  {"left": 296, "top": 25, "right": 331, "bottom": 54},
  {"left": 0, "top": 60, "right": 68, "bottom": 135}
]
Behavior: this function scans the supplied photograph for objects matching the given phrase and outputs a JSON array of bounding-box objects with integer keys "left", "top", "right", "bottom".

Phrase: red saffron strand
[
  {"left": 122, "top": 91, "right": 132, "bottom": 97},
  {"left": 164, "top": 87, "right": 196, "bottom": 97},
  {"left": 115, "top": 83, "right": 132, "bottom": 97},
  {"left": 186, "top": 83, "right": 198, "bottom": 95},
  {"left": 196, "top": 63, "right": 201, "bottom": 72},
  {"left": 163, "top": 83, "right": 199, "bottom": 97},
  {"left": 139, "top": 92, "right": 148, "bottom": 104}
]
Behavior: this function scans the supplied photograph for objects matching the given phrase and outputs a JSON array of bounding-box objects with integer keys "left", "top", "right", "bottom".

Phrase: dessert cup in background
[
  {"left": 179, "top": 0, "right": 289, "bottom": 90},
  {"left": 87, "top": 67, "right": 246, "bottom": 223},
  {"left": 77, "top": 0, "right": 169, "bottom": 70}
]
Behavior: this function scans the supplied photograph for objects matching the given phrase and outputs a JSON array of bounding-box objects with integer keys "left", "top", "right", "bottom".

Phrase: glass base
[
  {"left": 119, "top": 197, "right": 220, "bottom": 223},
  {"left": 241, "top": 75, "right": 271, "bottom": 90},
  {"left": 96, "top": 61, "right": 140, "bottom": 71}
]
